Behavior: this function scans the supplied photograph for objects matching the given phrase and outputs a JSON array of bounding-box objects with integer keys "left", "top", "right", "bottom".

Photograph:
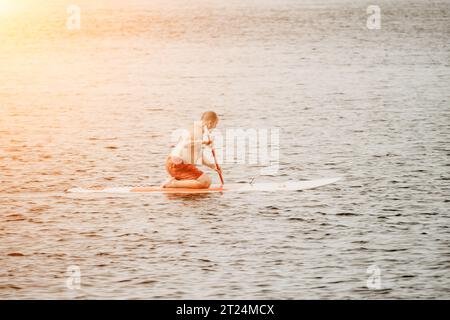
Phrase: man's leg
[
  {"left": 160, "top": 176, "right": 175, "bottom": 188},
  {"left": 166, "top": 173, "right": 211, "bottom": 189}
]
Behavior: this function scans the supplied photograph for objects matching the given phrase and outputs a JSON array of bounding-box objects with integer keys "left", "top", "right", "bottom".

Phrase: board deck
[{"left": 66, "top": 177, "right": 341, "bottom": 194}]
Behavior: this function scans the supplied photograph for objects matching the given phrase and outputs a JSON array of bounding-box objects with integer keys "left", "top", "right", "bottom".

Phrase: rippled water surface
[{"left": 1, "top": 0, "right": 449, "bottom": 299}]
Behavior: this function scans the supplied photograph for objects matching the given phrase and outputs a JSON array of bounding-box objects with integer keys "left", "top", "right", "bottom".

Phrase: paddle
[{"left": 204, "top": 126, "right": 224, "bottom": 186}]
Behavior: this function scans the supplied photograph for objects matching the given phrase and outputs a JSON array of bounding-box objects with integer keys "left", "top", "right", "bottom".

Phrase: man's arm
[
  {"left": 202, "top": 156, "right": 216, "bottom": 170},
  {"left": 178, "top": 139, "right": 212, "bottom": 150}
]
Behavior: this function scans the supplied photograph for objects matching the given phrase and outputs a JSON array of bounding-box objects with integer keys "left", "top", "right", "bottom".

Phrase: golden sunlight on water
[{"left": 0, "top": 1, "right": 12, "bottom": 14}]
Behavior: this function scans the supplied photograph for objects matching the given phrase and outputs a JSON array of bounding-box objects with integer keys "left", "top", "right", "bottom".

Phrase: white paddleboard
[{"left": 66, "top": 177, "right": 341, "bottom": 194}]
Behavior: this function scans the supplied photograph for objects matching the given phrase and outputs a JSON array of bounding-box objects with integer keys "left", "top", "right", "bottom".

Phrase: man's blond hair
[{"left": 201, "top": 111, "right": 218, "bottom": 122}]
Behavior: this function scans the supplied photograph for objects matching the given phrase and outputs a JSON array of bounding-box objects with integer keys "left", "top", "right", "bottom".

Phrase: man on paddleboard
[{"left": 161, "top": 111, "right": 222, "bottom": 189}]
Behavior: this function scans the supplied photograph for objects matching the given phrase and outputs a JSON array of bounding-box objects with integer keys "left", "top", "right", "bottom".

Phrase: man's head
[{"left": 201, "top": 111, "right": 219, "bottom": 131}]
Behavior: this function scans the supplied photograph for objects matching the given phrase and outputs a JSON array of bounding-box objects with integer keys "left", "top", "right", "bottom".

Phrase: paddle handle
[
  {"left": 211, "top": 146, "right": 224, "bottom": 185},
  {"left": 205, "top": 127, "right": 224, "bottom": 185}
]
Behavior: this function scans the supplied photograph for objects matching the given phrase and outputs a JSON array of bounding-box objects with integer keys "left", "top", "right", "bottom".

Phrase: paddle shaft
[{"left": 205, "top": 127, "right": 224, "bottom": 185}]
